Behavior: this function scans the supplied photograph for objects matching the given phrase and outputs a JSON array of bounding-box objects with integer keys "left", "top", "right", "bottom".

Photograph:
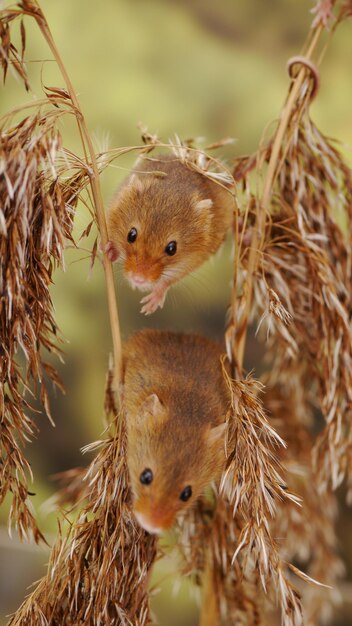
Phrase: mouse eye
[
  {"left": 179, "top": 485, "right": 192, "bottom": 502},
  {"left": 140, "top": 468, "right": 153, "bottom": 485},
  {"left": 165, "top": 241, "right": 177, "bottom": 256},
  {"left": 127, "top": 227, "right": 138, "bottom": 243}
]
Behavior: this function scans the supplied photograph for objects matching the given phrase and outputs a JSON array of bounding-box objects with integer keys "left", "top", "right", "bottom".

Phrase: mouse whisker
[{"left": 161, "top": 261, "right": 195, "bottom": 282}]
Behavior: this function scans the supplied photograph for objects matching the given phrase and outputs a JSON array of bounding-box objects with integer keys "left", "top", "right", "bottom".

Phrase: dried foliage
[
  {"left": 229, "top": 0, "right": 352, "bottom": 504},
  {"left": 0, "top": 105, "right": 79, "bottom": 541},
  {"left": 220, "top": 371, "right": 303, "bottom": 626},
  {"left": 8, "top": 372, "right": 156, "bottom": 626},
  {"left": 1, "top": 8, "right": 156, "bottom": 623},
  {"left": 177, "top": 493, "right": 266, "bottom": 626},
  {"left": 0, "top": 0, "right": 117, "bottom": 542},
  {"left": 265, "top": 383, "right": 343, "bottom": 626},
  {"left": 1, "top": 1, "right": 351, "bottom": 626},
  {"left": 250, "top": 118, "right": 352, "bottom": 495},
  {"left": 199, "top": 3, "right": 351, "bottom": 624},
  {"left": 180, "top": 372, "right": 305, "bottom": 626},
  {"left": 47, "top": 466, "right": 88, "bottom": 511},
  {"left": 0, "top": 5, "right": 29, "bottom": 89},
  {"left": 176, "top": 380, "right": 343, "bottom": 626}
]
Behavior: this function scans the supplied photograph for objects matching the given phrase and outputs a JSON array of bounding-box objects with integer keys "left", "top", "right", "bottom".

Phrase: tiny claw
[
  {"left": 140, "top": 288, "right": 167, "bottom": 315},
  {"left": 104, "top": 240, "right": 119, "bottom": 263},
  {"left": 242, "top": 228, "right": 252, "bottom": 248}
]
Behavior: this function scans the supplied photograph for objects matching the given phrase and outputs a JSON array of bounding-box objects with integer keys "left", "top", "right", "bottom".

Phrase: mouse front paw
[
  {"left": 140, "top": 288, "right": 167, "bottom": 315},
  {"left": 311, "top": 0, "right": 333, "bottom": 27},
  {"left": 104, "top": 240, "right": 119, "bottom": 263}
]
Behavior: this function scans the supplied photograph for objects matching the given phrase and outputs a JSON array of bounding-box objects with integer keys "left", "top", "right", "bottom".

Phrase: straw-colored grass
[
  {"left": 0, "top": 106, "right": 75, "bottom": 543},
  {"left": 1, "top": 1, "right": 351, "bottom": 625},
  {"left": 9, "top": 369, "right": 156, "bottom": 626}
]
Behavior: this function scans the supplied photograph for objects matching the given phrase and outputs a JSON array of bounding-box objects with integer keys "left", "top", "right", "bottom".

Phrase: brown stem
[
  {"left": 236, "top": 24, "right": 324, "bottom": 368},
  {"left": 30, "top": 4, "right": 122, "bottom": 393},
  {"left": 199, "top": 550, "right": 219, "bottom": 626},
  {"left": 204, "top": 20, "right": 327, "bottom": 626}
]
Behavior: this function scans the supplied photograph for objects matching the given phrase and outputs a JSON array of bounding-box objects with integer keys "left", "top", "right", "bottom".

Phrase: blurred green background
[{"left": 1, "top": 0, "right": 352, "bottom": 624}]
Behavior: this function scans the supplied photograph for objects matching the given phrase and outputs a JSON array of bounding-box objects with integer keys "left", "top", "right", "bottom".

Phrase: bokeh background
[{"left": 1, "top": 0, "right": 351, "bottom": 624}]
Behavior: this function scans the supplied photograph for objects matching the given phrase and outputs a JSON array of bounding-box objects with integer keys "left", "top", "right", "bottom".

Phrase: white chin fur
[
  {"left": 134, "top": 512, "right": 163, "bottom": 534},
  {"left": 127, "top": 276, "right": 154, "bottom": 292}
]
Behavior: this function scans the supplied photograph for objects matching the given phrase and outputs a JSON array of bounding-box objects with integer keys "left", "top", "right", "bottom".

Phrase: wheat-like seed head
[
  {"left": 248, "top": 118, "right": 352, "bottom": 494},
  {"left": 2, "top": 2, "right": 351, "bottom": 625},
  {"left": 8, "top": 369, "right": 157, "bottom": 626},
  {"left": 0, "top": 106, "right": 80, "bottom": 541}
]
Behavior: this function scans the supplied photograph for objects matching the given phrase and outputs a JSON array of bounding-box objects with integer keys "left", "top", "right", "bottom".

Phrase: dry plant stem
[
  {"left": 203, "top": 19, "right": 327, "bottom": 626},
  {"left": 199, "top": 552, "right": 220, "bottom": 626},
  {"left": 236, "top": 24, "right": 323, "bottom": 367},
  {"left": 30, "top": 4, "right": 122, "bottom": 389}
]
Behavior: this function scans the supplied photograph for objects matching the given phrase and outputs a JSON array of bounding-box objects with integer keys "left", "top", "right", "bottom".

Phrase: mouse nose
[
  {"left": 134, "top": 512, "right": 163, "bottom": 534},
  {"left": 128, "top": 273, "right": 153, "bottom": 290},
  {"left": 134, "top": 502, "right": 175, "bottom": 533},
  {"left": 131, "top": 274, "right": 147, "bottom": 285}
]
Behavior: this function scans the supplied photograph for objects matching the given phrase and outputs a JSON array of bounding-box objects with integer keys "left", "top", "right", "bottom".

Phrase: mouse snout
[
  {"left": 127, "top": 272, "right": 154, "bottom": 292},
  {"left": 130, "top": 274, "right": 149, "bottom": 286},
  {"left": 125, "top": 256, "right": 162, "bottom": 286},
  {"left": 134, "top": 501, "right": 175, "bottom": 534}
]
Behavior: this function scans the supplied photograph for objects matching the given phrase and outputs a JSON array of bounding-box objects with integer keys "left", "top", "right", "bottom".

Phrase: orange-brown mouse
[
  {"left": 106, "top": 154, "right": 234, "bottom": 314},
  {"left": 122, "top": 329, "right": 229, "bottom": 533}
]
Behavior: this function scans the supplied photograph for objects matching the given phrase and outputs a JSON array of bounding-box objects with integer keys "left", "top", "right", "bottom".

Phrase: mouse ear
[
  {"left": 127, "top": 173, "right": 145, "bottom": 193},
  {"left": 142, "top": 393, "right": 163, "bottom": 415},
  {"left": 194, "top": 198, "right": 213, "bottom": 211},
  {"left": 138, "top": 393, "right": 167, "bottom": 426},
  {"left": 128, "top": 169, "right": 154, "bottom": 195},
  {"left": 206, "top": 422, "right": 227, "bottom": 446}
]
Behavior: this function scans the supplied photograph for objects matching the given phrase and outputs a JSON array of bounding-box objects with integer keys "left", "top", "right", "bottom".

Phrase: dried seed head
[
  {"left": 0, "top": 108, "right": 78, "bottom": 540},
  {"left": 8, "top": 370, "right": 156, "bottom": 626}
]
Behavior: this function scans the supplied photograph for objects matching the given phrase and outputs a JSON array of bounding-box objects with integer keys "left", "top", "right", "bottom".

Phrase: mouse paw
[
  {"left": 311, "top": 0, "right": 333, "bottom": 27},
  {"left": 140, "top": 288, "right": 167, "bottom": 315},
  {"left": 104, "top": 240, "right": 119, "bottom": 263}
]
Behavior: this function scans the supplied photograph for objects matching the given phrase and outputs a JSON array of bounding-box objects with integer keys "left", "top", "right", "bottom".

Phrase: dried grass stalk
[
  {"left": 0, "top": 107, "right": 78, "bottom": 541},
  {"left": 177, "top": 374, "right": 305, "bottom": 626},
  {"left": 0, "top": 6, "right": 29, "bottom": 89},
  {"left": 2, "top": 0, "right": 122, "bottom": 384},
  {"left": 2, "top": 1, "right": 350, "bottom": 625},
  {"left": 251, "top": 117, "right": 352, "bottom": 493},
  {"left": 203, "top": 3, "right": 350, "bottom": 624},
  {"left": 178, "top": 378, "right": 342, "bottom": 626},
  {"left": 2, "top": 3, "right": 156, "bottom": 621},
  {"left": 265, "top": 383, "right": 344, "bottom": 625},
  {"left": 0, "top": 0, "right": 123, "bottom": 539},
  {"left": 220, "top": 369, "right": 303, "bottom": 626},
  {"left": 177, "top": 494, "right": 266, "bottom": 626},
  {"left": 8, "top": 371, "right": 156, "bottom": 626}
]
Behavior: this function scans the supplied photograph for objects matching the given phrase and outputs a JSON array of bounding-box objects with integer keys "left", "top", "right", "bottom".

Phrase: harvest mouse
[
  {"left": 122, "top": 329, "right": 229, "bottom": 533},
  {"left": 106, "top": 154, "right": 235, "bottom": 314}
]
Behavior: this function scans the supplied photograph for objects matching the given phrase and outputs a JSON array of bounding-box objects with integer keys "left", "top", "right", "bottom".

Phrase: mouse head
[
  {"left": 107, "top": 167, "right": 214, "bottom": 291},
  {"left": 126, "top": 392, "right": 226, "bottom": 534}
]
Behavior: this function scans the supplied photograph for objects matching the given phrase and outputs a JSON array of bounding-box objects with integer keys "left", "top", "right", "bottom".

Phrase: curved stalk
[
  {"left": 201, "top": 18, "right": 327, "bottom": 626},
  {"left": 236, "top": 24, "right": 324, "bottom": 369},
  {"left": 28, "top": 2, "right": 123, "bottom": 393}
]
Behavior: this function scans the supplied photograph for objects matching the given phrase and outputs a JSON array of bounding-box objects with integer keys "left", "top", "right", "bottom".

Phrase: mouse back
[{"left": 123, "top": 330, "right": 229, "bottom": 533}]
